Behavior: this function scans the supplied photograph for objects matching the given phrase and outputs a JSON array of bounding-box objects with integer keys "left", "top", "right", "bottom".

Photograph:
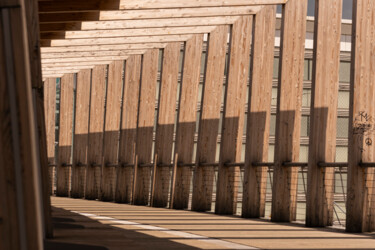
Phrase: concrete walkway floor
[{"left": 48, "top": 197, "right": 375, "bottom": 250}]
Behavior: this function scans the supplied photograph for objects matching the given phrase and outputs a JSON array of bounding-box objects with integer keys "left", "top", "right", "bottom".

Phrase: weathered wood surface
[
  {"left": 133, "top": 49, "right": 159, "bottom": 205},
  {"left": 151, "top": 42, "right": 181, "bottom": 208},
  {"left": 57, "top": 74, "right": 74, "bottom": 197},
  {"left": 191, "top": 25, "right": 228, "bottom": 212},
  {"left": 242, "top": 6, "right": 276, "bottom": 218},
  {"left": 115, "top": 55, "right": 141, "bottom": 203},
  {"left": 71, "top": 69, "right": 91, "bottom": 198},
  {"left": 170, "top": 35, "right": 204, "bottom": 209},
  {"left": 86, "top": 65, "right": 107, "bottom": 200},
  {"left": 101, "top": 61, "right": 124, "bottom": 201},
  {"left": 271, "top": 0, "right": 307, "bottom": 222},
  {"left": 347, "top": 0, "right": 375, "bottom": 233},
  {"left": 306, "top": 0, "right": 342, "bottom": 227}
]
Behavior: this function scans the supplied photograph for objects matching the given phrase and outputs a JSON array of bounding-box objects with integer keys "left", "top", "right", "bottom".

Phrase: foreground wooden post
[
  {"left": 86, "top": 65, "right": 107, "bottom": 200},
  {"left": 71, "top": 69, "right": 91, "bottom": 198},
  {"left": 133, "top": 49, "right": 159, "bottom": 205},
  {"left": 271, "top": 0, "right": 307, "bottom": 222},
  {"left": 151, "top": 42, "right": 181, "bottom": 207},
  {"left": 347, "top": 0, "right": 375, "bottom": 233},
  {"left": 242, "top": 6, "right": 276, "bottom": 218},
  {"left": 170, "top": 35, "right": 204, "bottom": 209},
  {"left": 101, "top": 61, "right": 124, "bottom": 201},
  {"left": 116, "top": 55, "right": 141, "bottom": 203},
  {"left": 216, "top": 16, "right": 253, "bottom": 215},
  {"left": 192, "top": 25, "right": 228, "bottom": 211},
  {"left": 306, "top": 0, "right": 342, "bottom": 227}
]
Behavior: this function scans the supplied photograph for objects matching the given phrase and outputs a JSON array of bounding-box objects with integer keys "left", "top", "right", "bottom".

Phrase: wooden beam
[
  {"left": 242, "top": 6, "right": 276, "bottom": 218},
  {"left": 42, "top": 56, "right": 129, "bottom": 63},
  {"left": 41, "top": 50, "right": 146, "bottom": 59},
  {"left": 40, "top": 43, "right": 168, "bottom": 53},
  {"left": 191, "top": 25, "right": 228, "bottom": 211},
  {"left": 271, "top": 0, "right": 307, "bottom": 222},
  {"left": 306, "top": 0, "right": 342, "bottom": 227},
  {"left": 170, "top": 34, "right": 204, "bottom": 209},
  {"left": 42, "top": 61, "right": 115, "bottom": 67}
]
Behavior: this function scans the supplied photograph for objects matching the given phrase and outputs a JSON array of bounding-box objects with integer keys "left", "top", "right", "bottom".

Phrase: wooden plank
[
  {"left": 151, "top": 42, "right": 181, "bottom": 207},
  {"left": 56, "top": 73, "right": 74, "bottom": 197},
  {"left": 42, "top": 55, "right": 129, "bottom": 63},
  {"left": 133, "top": 49, "right": 159, "bottom": 205},
  {"left": 347, "top": 0, "right": 375, "bottom": 233},
  {"left": 271, "top": 0, "right": 307, "bottom": 222},
  {"left": 101, "top": 61, "right": 124, "bottom": 201},
  {"left": 306, "top": 0, "right": 342, "bottom": 227},
  {"left": 85, "top": 65, "right": 107, "bottom": 200},
  {"left": 41, "top": 50, "right": 145, "bottom": 59},
  {"left": 191, "top": 25, "right": 228, "bottom": 211},
  {"left": 170, "top": 34, "right": 204, "bottom": 209},
  {"left": 40, "top": 43, "right": 168, "bottom": 53},
  {"left": 71, "top": 69, "right": 91, "bottom": 198},
  {"left": 242, "top": 6, "right": 276, "bottom": 218},
  {"left": 115, "top": 55, "right": 142, "bottom": 203},
  {"left": 215, "top": 16, "right": 253, "bottom": 215}
]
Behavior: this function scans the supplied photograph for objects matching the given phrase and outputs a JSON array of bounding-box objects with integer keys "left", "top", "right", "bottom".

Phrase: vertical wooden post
[
  {"left": 170, "top": 35, "right": 204, "bottom": 209},
  {"left": 192, "top": 25, "right": 228, "bottom": 212},
  {"left": 101, "top": 61, "right": 124, "bottom": 201},
  {"left": 56, "top": 73, "right": 74, "bottom": 197},
  {"left": 151, "top": 42, "right": 181, "bottom": 208},
  {"left": 271, "top": 0, "right": 307, "bottom": 222},
  {"left": 86, "top": 65, "right": 106, "bottom": 200},
  {"left": 215, "top": 16, "right": 253, "bottom": 215},
  {"left": 242, "top": 6, "right": 276, "bottom": 218},
  {"left": 133, "top": 49, "right": 159, "bottom": 205},
  {"left": 347, "top": 0, "right": 375, "bottom": 233},
  {"left": 71, "top": 69, "right": 91, "bottom": 198},
  {"left": 306, "top": 0, "right": 342, "bottom": 227},
  {"left": 116, "top": 55, "right": 141, "bottom": 203}
]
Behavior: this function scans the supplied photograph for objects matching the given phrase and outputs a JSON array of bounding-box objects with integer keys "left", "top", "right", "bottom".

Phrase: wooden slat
[
  {"left": 170, "top": 34, "right": 204, "bottom": 209},
  {"left": 306, "top": 0, "right": 342, "bottom": 227},
  {"left": 215, "top": 16, "right": 253, "bottom": 215},
  {"left": 151, "top": 42, "right": 181, "bottom": 207},
  {"left": 42, "top": 55, "right": 129, "bottom": 63},
  {"left": 40, "top": 43, "right": 168, "bottom": 53},
  {"left": 242, "top": 6, "right": 276, "bottom": 218},
  {"left": 191, "top": 25, "right": 228, "bottom": 211},
  {"left": 271, "top": 0, "right": 307, "bottom": 222},
  {"left": 115, "top": 55, "right": 142, "bottom": 203},
  {"left": 71, "top": 69, "right": 91, "bottom": 198},
  {"left": 100, "top": 61, "right": 124, "bottom": 201},
  {"left": 41, "top": 50, "right": 145, "bottom": 59},
  {"left": 347, "top": 0, "right": 375, "bottom": 233},
  {"left": 133, "top": 49, "right": 159, "bottom": 205},
  {"left": 56, "top": 73, "right": 74, "bottom": 197},
  {"left": 85, "top": 65, "right": 107, "bottom": 200}
]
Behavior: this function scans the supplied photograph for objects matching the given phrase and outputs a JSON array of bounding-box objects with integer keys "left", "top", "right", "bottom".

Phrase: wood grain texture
[
  {"left": 170, "top": 35, "right": 204, "bottom": 209},
  {"left": 101, "top": 61, "right": 124, "bottom": 201},
  {"left": 242, "top": 6, "right": 276, "bottom": 218},
  {"left": 191, "top": 25, "right": 228, "bottom": 212},
  {"left": 151, "top": 42, "right": 181, "bottom": 208},
  {"left": 86, "top": 65, "right": 107, "bottom": 200},
  {"left": 306, "top": 0, "right": 342, "bottom": 227},
  {"left": 215, "top": 16, "right": 253, "bottom": 215},
  {"left": 71, "top": 69, "right": 91, "bottom": 198},
  {"left": 115, "top": 55, "right": 141, "bottom": 203},
  {"left": 271, "top": 0, "right": 307, "bottom": 222},
  {"left": 347, "top": 0, "right": 375, "bottom": 233},
  {"left": 133, "top": 49, "right": 159, "bottom": 205}
]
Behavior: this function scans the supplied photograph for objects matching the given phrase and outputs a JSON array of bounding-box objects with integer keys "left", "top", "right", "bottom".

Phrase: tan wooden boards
[
  {"left": 71, "top": 69, "right": 91, "bottom": 198},
  {"left": 347, "top": 0, "right": 375, "bottom": 233},
  {"left": 86, "top": 65, "right": 107, "bottom": 200},
  {"left": 271, "top": 0, "right": 307, "bottom": 222},
  {"left": 191, "top": 25, "right": 228, "bottom": 212},
  {"left": 101, "top": 61, "right": 124, "bottom": 201},
  {"left": 170, "top": 35, "right": 204, "bottom": 209},
  {"left": 306, "top": 0, "right": 342, "bottom": 227},
  {"left": 57, "top": 73, "right": 75, "bottom": 197},
  {"left": 242, "top": 6, "right": 276, "bottom": 218},
  {"left": 115, "top": 55, "right": 141, "bottom": 203},
  {"left": 151, "top": 42, "right": 181, "bottom": 207},
  {"left": 133, "top": 49, "right": 159, "bottom": 205}
]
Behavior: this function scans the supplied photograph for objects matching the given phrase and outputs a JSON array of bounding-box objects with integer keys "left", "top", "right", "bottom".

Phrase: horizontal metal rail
[
  {"left": 318, "top": 162, "right": 348, "bottom": 168},
  {"left": 282, "top": 162, "right": 308, "bottom": 167},
  {"left": 251, "top": 162, "right": 274, "bottom": 167}
]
